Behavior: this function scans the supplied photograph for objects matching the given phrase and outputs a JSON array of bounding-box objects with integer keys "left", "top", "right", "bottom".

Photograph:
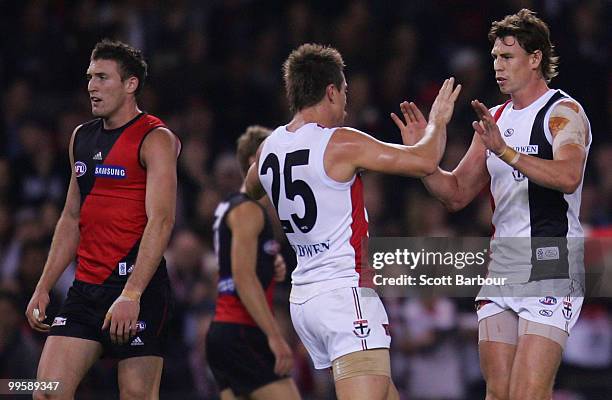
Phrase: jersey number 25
[{"left": 260, "top": 149, "right": 318, "bottom": 233}]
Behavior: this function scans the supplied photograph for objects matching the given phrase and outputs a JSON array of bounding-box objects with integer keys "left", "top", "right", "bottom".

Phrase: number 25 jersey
[{"left": 258, "top": 123, "right": 368, "bottom": 304}]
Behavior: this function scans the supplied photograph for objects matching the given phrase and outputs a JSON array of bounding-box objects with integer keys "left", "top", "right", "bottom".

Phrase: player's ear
[
  {"left": 125, "top": 76, "right": 139, "bottom": 94},
  {"left": 530, "top": 50, "right": 542, "bottom": 71},
  {"left": 326, "top": 83, "right": 336, "bottom": 103}
]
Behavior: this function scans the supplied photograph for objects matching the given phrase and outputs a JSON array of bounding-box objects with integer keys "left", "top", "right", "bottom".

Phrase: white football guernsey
[
  {"left": 486, "top": 89, "right": 591, "bottom": 284},
  {"left": 258, "top": 123, "right": 369, "bottom": 303}
]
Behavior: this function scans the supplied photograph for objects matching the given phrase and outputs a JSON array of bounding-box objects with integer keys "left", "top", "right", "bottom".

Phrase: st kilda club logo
[{"left": 353, "top": 319, "right": 371, "bottom": 338}]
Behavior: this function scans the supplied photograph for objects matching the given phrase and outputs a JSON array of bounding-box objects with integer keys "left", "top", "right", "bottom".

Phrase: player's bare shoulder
[{"left": 549, "top": 99, "right": 589, "bottom": 152}]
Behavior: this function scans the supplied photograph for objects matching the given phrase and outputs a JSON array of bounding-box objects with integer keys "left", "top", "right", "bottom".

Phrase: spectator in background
[{"left": 398, "top": 297, "right": 465, "bottom": 400}]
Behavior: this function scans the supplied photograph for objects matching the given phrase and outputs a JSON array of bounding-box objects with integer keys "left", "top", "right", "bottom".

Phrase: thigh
[
  {"left": 478, "top": 309, "right": 519, "bottom": 345},
  {"left": 479, "top": 341, "right": 516, "bottom": 399},
  {"left": 509, "top": 330, "right": 562, "bottom": 400},
  {"left": 250, "top": 378, "right": 301, "bottom": 400},
  {"left": 118, "top": 356, "right": 163, "bottom": 400},
  {"left": 36, "top": 336, "right": 103, "bottom": 399},
  {"left": 332, "top": 348, "right": 392, "bottom": 400},
  {"left": 478, "top": 311, "right": 519, "bottom": 399},
  {"left": 335, "top": 374, "right": 391, "bottom": 400}
]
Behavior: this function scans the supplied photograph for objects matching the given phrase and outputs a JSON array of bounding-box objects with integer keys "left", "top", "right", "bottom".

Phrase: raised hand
[
  {"left": 429, "top": 77, "right": 462, "bottom": 125},
  {"left": 390, "top": 101, "right": 427, "bottom": 146},
  {"left": 471, "top": 99, "right": 506, "bottom": 154}
]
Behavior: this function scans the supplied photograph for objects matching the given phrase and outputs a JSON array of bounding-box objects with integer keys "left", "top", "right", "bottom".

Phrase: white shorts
[
  {"left": 476, "top": 280, "right": 583, "bottom": 333},
  {"left": 290, "top": 287, "right": 391, "bottom": 369}
]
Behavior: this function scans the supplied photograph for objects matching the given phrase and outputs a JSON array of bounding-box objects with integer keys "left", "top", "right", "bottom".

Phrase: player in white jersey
[
  {"left": 245, "top": 43, "right": 462, "bottom": 400},
  {"left": 414, "top": 9, "right": 591, "bottom": 400}
]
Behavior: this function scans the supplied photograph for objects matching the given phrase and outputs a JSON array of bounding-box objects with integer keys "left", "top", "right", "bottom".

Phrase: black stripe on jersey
[
  {"left": 528, "top": 91, "right": 570, "bottom": 281},
  {"left": 103, "top": 240, "right": 168, "bottom": 287},
  {"left": 101, "top": 237, "right": 168, "bottom": 287}
]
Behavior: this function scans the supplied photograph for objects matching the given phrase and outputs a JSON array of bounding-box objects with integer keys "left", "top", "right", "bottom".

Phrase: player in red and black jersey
[
  {"left": 206, "top": 126, "right": 300, "bottom": 400},
  {"left": 25, "top": 39, "right": 181, "bottom": 399}
]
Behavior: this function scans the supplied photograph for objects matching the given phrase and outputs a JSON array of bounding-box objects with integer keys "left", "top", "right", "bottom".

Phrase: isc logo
[{"left": 75, "top": 161, "right": 87, "bottom": 177}]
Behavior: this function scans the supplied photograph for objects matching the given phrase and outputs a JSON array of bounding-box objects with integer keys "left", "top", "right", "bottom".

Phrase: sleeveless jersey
[
  {"left": 258, "top": 123, "right": 369, "bottom": 303},
  {"left": 486, "top": 89, "right": 591, "bottom": 283},
  {"left": 73, "top": 113, "right": 171, "bottom": 287},
  {"left": 212, "top": 192, "right": 279, "bottom": 326}
]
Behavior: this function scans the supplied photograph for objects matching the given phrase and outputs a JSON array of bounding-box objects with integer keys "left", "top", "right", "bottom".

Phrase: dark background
[{"left": 0, "top": 0, "right": 610, "bottom": 398}]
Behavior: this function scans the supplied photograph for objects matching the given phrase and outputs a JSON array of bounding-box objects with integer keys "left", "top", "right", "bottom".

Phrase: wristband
[
  {"left": 120, "top": 289, "right": 141, "bottom": 302},
  {"left": 497, "top": 145, "right": 520, "bottom": 166}
]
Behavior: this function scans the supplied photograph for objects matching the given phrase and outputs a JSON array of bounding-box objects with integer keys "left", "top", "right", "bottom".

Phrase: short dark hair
[
  {"left": 488, "top": 9, "right": 559, "bottom": 82},
  {"left": 236, "top": 125, "right": 272, "bottom": 176},
  {"left": 282, "top": 44, "right": 345, "bottom": 114},
  {"left": 91, "top": 39, "right": 148, "bottom": 94}
]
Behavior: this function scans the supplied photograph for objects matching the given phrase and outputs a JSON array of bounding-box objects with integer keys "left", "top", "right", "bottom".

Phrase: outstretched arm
[
  {"left": 325, "top": 78, "right": 462, "bottom": 181},
  {"left": 421, "top": 133, "right": 491, "bottom": 212},
  {"left": 472, "top": 99, "right": 587, "bottom": 194},
  {"left": 26, "top": 126, "right": 82, "bottom": 332},
  {"left": 391, "top": 90, "right": 491, "bottom": 212}
]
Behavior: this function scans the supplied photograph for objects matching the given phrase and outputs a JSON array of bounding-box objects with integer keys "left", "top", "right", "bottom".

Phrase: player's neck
[
  {"left": 286, "top": 106, "right": 336, "bottom": 132},
  {"left": 510, "top": 78, "right": 549, "bottom": 110},
  {"left": 103, "top": 102, "right": 142, "bottom": 130}
]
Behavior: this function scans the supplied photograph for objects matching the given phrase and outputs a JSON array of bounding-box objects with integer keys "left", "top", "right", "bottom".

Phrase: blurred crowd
[{"left": 0, "top": 0, "right": 610, "bottom": 399}]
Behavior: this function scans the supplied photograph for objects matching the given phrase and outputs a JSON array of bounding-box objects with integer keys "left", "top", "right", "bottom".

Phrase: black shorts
[
  {"left": 49, "top": 280, "right": 173, "bottom": 359},
  {"left": 206, "top": 322, "right": 285, "bottom": 396}
]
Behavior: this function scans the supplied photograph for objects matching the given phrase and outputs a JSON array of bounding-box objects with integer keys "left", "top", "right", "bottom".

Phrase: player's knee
[
  {"left": 485, "top": 379, "right": 510, "bottom": 400},
  {"left": 119, "top": 384, "right": 153, "bottom": 400},
  {"left": 32, "top": 391, "right": 63, "bottom": 400},
  {"left": 509, "top": 380, "right": 551, "bottom": 400},
  {"left": 485, "top": 390, "right": 509, "bottom": 400}
]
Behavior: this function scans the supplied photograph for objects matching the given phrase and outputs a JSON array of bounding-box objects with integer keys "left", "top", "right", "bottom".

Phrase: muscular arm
[
  {"left": 326, "top": 78, "right": 462, "bottom": 181},
  {"left": 123, "top": 128, "right": 179, "bottom": 295},
  {"left": 421, "top": 133, "right": 490, "bottom": 212},
  {"left": 27, "top": 127, "right": 82, "bottom": 330},
  {"left": 228, "top": 201, "right": 293, "bottom": 375},
  {"left": 473, "top": 100, "right": 587, "bottom": 194}
]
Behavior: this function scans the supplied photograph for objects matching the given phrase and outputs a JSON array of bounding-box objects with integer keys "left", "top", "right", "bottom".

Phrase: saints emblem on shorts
[
  {"left": 562, "top": 298, "right": 573, "bottom": 320},
  {"left": 353, "top": 319, "right": 371, "bottom": 338}
]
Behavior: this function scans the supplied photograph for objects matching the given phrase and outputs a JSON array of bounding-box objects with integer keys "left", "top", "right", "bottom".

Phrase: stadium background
[{"left": 0, "top": 0, "right": 610, "bottom": 398}]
